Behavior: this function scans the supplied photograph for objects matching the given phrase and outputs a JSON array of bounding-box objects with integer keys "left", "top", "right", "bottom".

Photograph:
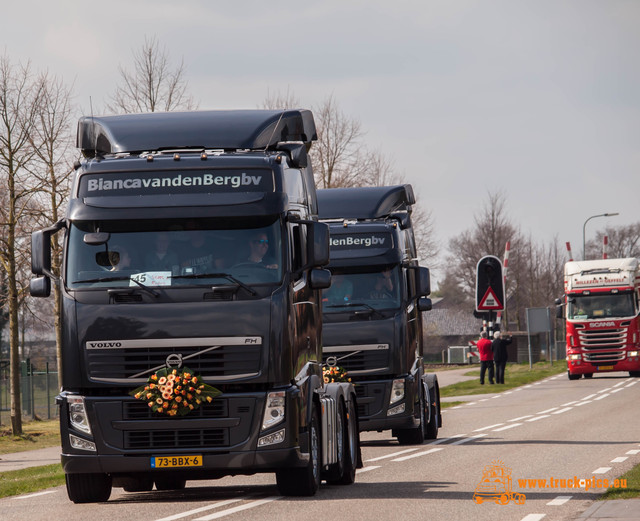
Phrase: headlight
[
  {"left": 390, "top": 379, "right": 405, "bottom": 405},
  {"left": 67, "top": 396, "right": 92, "bottom": 435},
  {"left": 262, "top": 391, "right": 285, "bottom": 430},
  {"left": 568, "top": 354, "right": 581, "bottom": 361},
  {"left": 628, "top": 350, "right": 639, "bottom": 357}
]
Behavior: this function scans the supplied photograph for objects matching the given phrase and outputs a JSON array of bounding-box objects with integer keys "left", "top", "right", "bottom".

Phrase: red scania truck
[{"left": 558, "top": 258, "right": 640, "bottom": 380}]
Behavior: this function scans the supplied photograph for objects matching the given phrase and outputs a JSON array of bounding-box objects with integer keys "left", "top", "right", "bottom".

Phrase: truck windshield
[
  {"left": 567, "top": 292, "right": 636, "bottom": 320},
  {"left": 66, "top": 218, "right": 282, "bottom": 289},
  {"left": 323, "top": 266, "right": 401, "bottom": 312}
]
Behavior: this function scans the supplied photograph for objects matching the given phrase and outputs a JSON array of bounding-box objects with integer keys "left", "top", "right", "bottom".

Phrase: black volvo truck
[
  {"left": 318, "top": 185, "right": 440, "bottom": 444},
  {"left": 30, "top": 110, "right": 359, "bottom": 502}
]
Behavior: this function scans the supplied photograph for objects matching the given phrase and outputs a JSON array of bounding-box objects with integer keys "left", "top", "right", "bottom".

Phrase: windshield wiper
[
  {"left": 324, "top": 301, "right": 384, "bottom": 318},
  {"left": 172, "top": 272, "right": 257, "bottom": 296},
  {"left": 73, "top": 274, "right": 160, "bottom": 297}
]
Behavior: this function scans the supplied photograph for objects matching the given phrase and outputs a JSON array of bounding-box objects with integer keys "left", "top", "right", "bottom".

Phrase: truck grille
[
  {"left": 578, "top": 327, "right": 627, "bottom": 349},
  {"left": 322, "top": 348, "right": 389, "bottom": 374},
  {"left": 87, "top": 343, "right": 262, "bottom": 381},
  {"left": 125, "top": 429, "right": 228, "bottom": 449}
]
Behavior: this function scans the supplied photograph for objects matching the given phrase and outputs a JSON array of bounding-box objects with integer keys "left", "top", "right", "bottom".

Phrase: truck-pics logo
[{"left": 473, "top": 461, "right": 526, "bottom": 505}]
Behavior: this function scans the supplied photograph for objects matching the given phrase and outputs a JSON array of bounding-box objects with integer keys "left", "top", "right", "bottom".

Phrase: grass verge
[
  {"left": 0, "top": 464, "right": 65, "bottom": 499},
  {"left": 439, "top": 362, "right": 566, "bottom": 398},
  {"left": 600, "top": 463, "right": 640, "bottom": 500},
  {"left": 0, "top": 419, "right": 60, "bottom": 455}
]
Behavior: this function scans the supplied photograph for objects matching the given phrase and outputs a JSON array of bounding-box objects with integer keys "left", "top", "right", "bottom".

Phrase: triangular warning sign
[{"left": 478, "top": 287, "right": 503, "bottom": 310}]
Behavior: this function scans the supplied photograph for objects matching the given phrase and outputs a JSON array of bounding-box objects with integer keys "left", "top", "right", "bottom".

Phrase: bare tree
[
  {"left": 260, "top": 87, "right": 300, "bottom": 110},
  {"left": 106, "top": 36, "right": 198, "bottom": 114},
  {"left": 29, "top": 71, "right": 76, "bottom": 387},
  {"left": 586, "top": 223, "right": 640, "bottom": 260},
  {"left": 0, "top": 54, "right": 44, "bottom": 435},
  {"left": 310, "top": 95, "right": 372, "bottom": 188}
]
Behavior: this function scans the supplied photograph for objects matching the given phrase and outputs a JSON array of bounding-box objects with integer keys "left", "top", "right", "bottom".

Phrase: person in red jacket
[{"left": 469, "top": 331, "right": 495, "bottom": 385}]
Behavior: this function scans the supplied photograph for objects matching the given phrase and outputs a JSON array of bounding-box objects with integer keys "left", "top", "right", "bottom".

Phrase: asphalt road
[{"left": 2, "top": 370, "right": 639, "bottom": 521}]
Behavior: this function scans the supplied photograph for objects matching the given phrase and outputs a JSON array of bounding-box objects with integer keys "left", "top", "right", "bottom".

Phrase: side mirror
[
  {"left": 279, "top": 143, "right": 308, "bottom": 168},
  {"left": 310, "top": 268, "right": 331, "bottom": 290},
  {"left": 416, "top": 266, "right": 431, "bottom": 297},
  {"left": 418, "top": 297, "right": 432, "bottom": 312},
  {"left": 30, "top": 276, "right": 51, "bottom": 298},
  {"left": 556, "top": 305, "right": 564, "bottom": 319},
  {"left": 31, "top": 230, "right": 52, "bottom": 276},
  {"left": 306, "top": 221, "right": 330, "bottom": 267}
]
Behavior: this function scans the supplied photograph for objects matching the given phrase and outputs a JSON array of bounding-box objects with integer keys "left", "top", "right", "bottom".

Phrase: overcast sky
[{"left": 3, "top": 0, "right": 639, "bottom": 282}]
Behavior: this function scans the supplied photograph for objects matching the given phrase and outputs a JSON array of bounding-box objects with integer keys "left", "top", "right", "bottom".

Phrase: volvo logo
[
  {"left": 165, "top": 353, "right": 184, "bottom": 368},
  {"left": 326, "top": 356, "right": 337, "bottom": 367}
]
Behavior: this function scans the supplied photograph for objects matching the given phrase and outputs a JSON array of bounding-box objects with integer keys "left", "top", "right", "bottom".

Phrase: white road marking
[
  {"left": 12, "top": 490, "right": 56, "bottom": 500},
  {"left": 392, "top": 447, "right": 444, "bottom": 462},
  {"left": 611, "top": 457, "right": 628, "bottom": 463},
  {"left": 194, "top": 497, "right": 280, "bottom": 521},
  {"left": 574, "top": 401, "right": 592, "bottom": 407},
  {"left": 509, "top": 415, "right": 534, "bottom": 421},
  {"left": 626, "top": 450, "right": 640, "bottom": 455},
  {"left": 473, "top": 423, "right": 504, "bottom": 431},
  {"left": 357, "top": 465, "right": 381, "bottom": 473},
  {"left": 154, "top": 498, "right": 246, "bottom": 521},
  {"left": 520, "top": 514, "right": 546, "bottom": 521},
  {"left": 625, "top": 380, "right": 638, "bottom": 387},
  {"left": 561, "top": 401, "right": 578, "bottom": 406},
  {"left": 592, "top": 467, "right": 612, "bottom": 474},
  {"left": 493, "top": 423, "right": 522, "bottom": 432},
  {"left": 537, "top": 407, "right": 558, "bottom": 414},
  {"left": 366, "top": 448, "right": 419, "bottom": 462},
  {"left": 552, "top": 407, "right": 573, "bottom": 415},
  {"left": 430, "top": 434, "right": 467, "bottom": 445},
  {"left": 582, "top": 394, "right": 597, "bottom": 400},
  {"left": 613, "top": 381, "right": 626, "bottom": 388},
  {"left": 594, "top": 393, "right": 610, "bottom": 401},
  {"left": 526, "top": 415, "right": 551, "bottom": 422},
  {"left": 547, "top": 496, "right": 572, "bottom": 506},
  {"left": 451, "top": 433, "right": 487, "bottom": 445}
]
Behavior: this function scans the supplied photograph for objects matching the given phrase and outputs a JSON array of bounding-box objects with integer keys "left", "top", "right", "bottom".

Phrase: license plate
[
  {"left": 151, "top": 455, "right": 203, "bottom": 468},
  {"left": 596, "top": 365, "right": 614, "bottom": 371}
]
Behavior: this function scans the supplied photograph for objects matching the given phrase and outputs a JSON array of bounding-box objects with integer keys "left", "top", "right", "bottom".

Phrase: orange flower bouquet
[
  {"left": 322, "top": 365, "right": 351, "bottom": 383},
  {"left": 130, "top": 366, "right": 221, "bottom": 416}
]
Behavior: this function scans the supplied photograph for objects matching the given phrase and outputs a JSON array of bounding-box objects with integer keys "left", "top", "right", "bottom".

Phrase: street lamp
[{"left": 582, "top": 212, "right": 619, "bottom": 260}]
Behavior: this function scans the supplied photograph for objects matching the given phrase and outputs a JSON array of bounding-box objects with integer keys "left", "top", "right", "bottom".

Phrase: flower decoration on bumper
[
  {"left": 130, "top": 367, "right": 221, "bottom": 416},
  {"left": 322, "top": 365, "right": 351, "bottom": 383}
]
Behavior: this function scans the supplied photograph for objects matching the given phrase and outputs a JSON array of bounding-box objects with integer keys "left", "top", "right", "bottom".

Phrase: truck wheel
[
  {"left": 66, "top": 472, "right": 112, "bottom": 503},
  {"left": 329, "top": 398, "right": 357, "bottom": 485},
  {"left": 629, "top": 371, "right": 640, "bottom": 377},
  {"left": 154, "top": 476, "right": 187, "bottom": 491},
  {"left": 396, "top": 389, "right": 425, "bottom": 446},
  {"left": 425, "top": 380, "right": 440, "bottom": 440},
  {"left": 276, "top": 407, "right": 321, "bottom": 496},
  {"left": 584, "top": 373, "right": 593, "bottom": 379},
  {"left": 325, "top": 400, "right": 346, "bottom": 483},
  {"left": 568, "top": 371, "right": 580, "bottom": 381}
]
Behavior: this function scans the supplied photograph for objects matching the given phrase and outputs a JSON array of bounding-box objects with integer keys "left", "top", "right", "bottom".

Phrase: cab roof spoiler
[
  {"left": 317, "top": 185, "right": 416, "bottom": 221},
  {"left": 77, "top": 109, "right": 317, "bottom": 158}
]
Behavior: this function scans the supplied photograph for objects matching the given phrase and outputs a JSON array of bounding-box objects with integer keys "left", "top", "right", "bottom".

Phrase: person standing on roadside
[
  {"left": 469, "top": 331, "right": 495, "bottom": 385},
  {"left": 492, "top": 331, "right": 512, "bottom": 384}
]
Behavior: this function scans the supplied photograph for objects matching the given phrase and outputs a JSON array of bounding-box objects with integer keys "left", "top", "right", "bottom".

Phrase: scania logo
[
  {"left": 590, "top": 322, "right": 616, "bottom": 328},
  {"left": 87, "top": 341, "right": 122, "bottom": 348},
  {"left": 165, "top": 354, "right": 183, "bottom": 368}
]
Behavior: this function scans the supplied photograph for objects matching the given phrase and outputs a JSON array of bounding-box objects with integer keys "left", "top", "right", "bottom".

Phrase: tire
[
  {"left": 425, "top": 380, "right": 440, "bottom": 440},
  {"left": 121, "top": 475, "right": 153, "bottom": 492},
  {"left": 584, "top": 373, "right": 593, "bottom": 379},
  {"left": 568, "top": 371, "right": 580, "bottom": 381},
  {"left": 331, "top": 398, "right": 357, "bottom": 485},
  {"left": 629, "top": 371, "right": 640, "bottom": 377},
  {"left": 396, "top": 383, "right": 426, "bottom": 446},
  {"left": 276, "top": 406, "right": 321, "bottom": 496},
  {"left": 325, "top": 401, "right": 346, "bottom": 483},
  {"left": 66, "top": 472, "right": 112, "bottom": 503},
  {"left": 154, "top": 476, "right": 187, "bottom": 491}
]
